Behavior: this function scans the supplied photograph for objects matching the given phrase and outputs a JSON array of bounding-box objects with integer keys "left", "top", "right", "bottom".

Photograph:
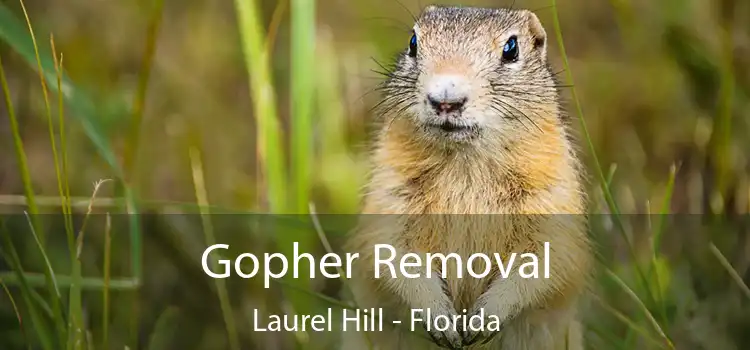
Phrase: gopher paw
[
  {"left": 461, "top": 301, "right": 505, "bottom": 346},
  {"left": 414, "top": 308, "right": 463, "bottom": 349},
  {"left": 408, "top": 271, "right": 463, "bottom": 348}
]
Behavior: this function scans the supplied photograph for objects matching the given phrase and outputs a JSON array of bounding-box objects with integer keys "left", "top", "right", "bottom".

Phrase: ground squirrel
[{"left": 343, "top": 5, "right": 593, "bottom": 350}]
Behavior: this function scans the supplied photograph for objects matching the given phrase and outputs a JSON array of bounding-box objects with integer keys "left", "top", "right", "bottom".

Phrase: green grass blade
[
  {"left": 66, "top": 259, "right": 83, "bottom": 350},
  {"left": 50, "top": 36, "right": 76, "bottom": 267},
  {"left": 648, "top": 164, "right": 679, "bottom": 326},
  {"left": 605, "top": 268, "right": 674, "bottom": 349},
  {"left": 232, "top": 0, "right": 318, "bottom": 339},
  {"left": 709, "top": 243, "right": 750, "bottom": 300},
  {"left": 0, "top": 2, "right": 143, "bottom": 296},
  {"left": 290, "top": 0, "right": 315, "bottom": 213},
  {"left": 117, "top": 7, "right": 163, "bottom": 316},
  {"left": 114, "top": 0, "right": 163, "bottom": 332},
  {"left": 652, "top": 164, "right": 678, "bottom": 253},
  {"left": 0, "top": 195, "right": 354, "bottom": 236},
  {"left": 0, "top": 276, "right": 31, "bottom": 350},
  {"left": 0, "top": 223, "right": 56, "bottom": 350},
  {"left": 124, "top": 187, "right": 142, "bottom": 349},
  {"left": 708, "top": 8, "right": 735, "bottom": 208},
  {"left": 0, "top": 53, "right": 50, "bottom": 340},
  {"left": 68, "top": 179, "right": 109, "bottom": 350},
  {"left": 123, "top": 0, "right": 162, "bottom": 297},
  {"left": 22, "top": 212, "right": 68, "bottom": 347},
  {"left": 188, "top": 147, "right": 240, "bottom": 350},
  {"left": 122, "top": 0, "right": 164, "bottom": 178},
  {"left": 309, "top": 203, "right": 374, "bottom": 350},
  {"left": 50, "top": 39, "right": 82, "bottom": 349},
  {"left": 606, "top": 164, "right": 617, "bottom": 188},
  {"left": 233, "top": 0, "right": 287, "bottom": 213},
  {"left": 0, "top": 2, "right": 123, "bottom": 177},
  {"left": 284, "top": 0, "right": 319, "bottom": 336},
  {"left": 549, "top": 0, "right": 623, "bottom": 221},
  {"left": 266, "top": 0, "right": 287, "bottom": 53},
  {"left": 0, "top": 272, "right": 138, "bottom": 290},
  {"left": 102, "top": 213, "right": 112, "bottom": 350},
  {"left": 0, "top": 52, "right": 39, "bottom": 227},
  {"left": 28, "top": 288, "right": 53, "bottom": 319},
  {"left": 549, "top": 0, "right": 659, "bottom": 316},
  {"left": 18, "top": 0, "right": 60, "bottom": 248}
]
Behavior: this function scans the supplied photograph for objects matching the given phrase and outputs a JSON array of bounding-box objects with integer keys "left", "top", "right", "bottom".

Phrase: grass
[
  {"left": 189, "top": 145, "right": 241, "bottom": 350},
  {"left": 0, "top": 18, "right": 38, "bottom": 236},
  {"left": 550, "top": 0, "right": 679, "bottom": 345},
  {"left": 1, "top": 222, "right": 56, "bottom": 350},
  {"left": 233, "top": 0, "right": 286, "bottom": 213},
  {"left": 0, "top": 276, "right": 26, "bottom": 349},
  {"left": 0, "top": 0, "right": 749, "bottom": 349},
  {"left": 101, "top": 213, "right": 111, "bottom": 350},
  {"left": 0, "top": 4, "right": 55, "bottom": 347},
  {"left": 290, "top": 0, "right": 315, "bottom": 214}
]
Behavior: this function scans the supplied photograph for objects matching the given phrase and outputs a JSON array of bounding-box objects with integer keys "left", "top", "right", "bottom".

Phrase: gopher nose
[
  {"left": 426, "top": 74, "right": 470, "bottom": 114},
  {"left": 427, "top": 95, "right": 467, "bottom": 114}
]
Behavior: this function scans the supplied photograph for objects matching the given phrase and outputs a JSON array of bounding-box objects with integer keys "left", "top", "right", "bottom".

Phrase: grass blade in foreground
[
  {"left": 0, "top": 2, "right": 123, "bottom": 176},
  {"left": 0, "top": 276, "right": 30, "bottom": 349},
  {"left": 605, "top": 269, "right": 674, "bottom": 349},
  {"left": 233, "top": 1, "right": 317, "bottom": 344},
  {"left": 648, "top": 164, "right": 679, "bottom": 327},
  {"left": 283, "top": 0, "right": 319, "bottom": 331},
  {"left": 309, "top": 203, "right": 374, "bottom": 350},
  {"left": 0, "top": 272, "right": 138, "bottom": 290},
  {"left": 548, "top": 0, "right": 660, "bottom": 324},
  {"left": 22, "top": 212, "right": 67, "bottom": 346},
  {"left": 103, "top": 213, "right": 112, "bottom": 349},
  {"left": 290, "top": 0, "right": 315, "bottom": 213},
  {"left": 120, "top": 1, "right": 164, "bottom": 344},
  {"left": 0, "top": 52, "right": 39, "bottom": 216},
  {"left": 709, "top": 243, "right": 750, "bottom": 300},
  {"left": 233, "top": 0, "right": 287, "bottom": 213},
  {"left": 18, "top": 0, "right": 61, "bottom": 248},
  {"left": 189, "top": 147, "right": 240, "bottom": 350},
  {"left": 122, "top": 0, "right": 164, "bottom": 179},
  {"left": 0, "top": 0, "right": 143, "bottom": 304},
  {"left": 0, "top": 222, "right": 56, "bottom": 350}
]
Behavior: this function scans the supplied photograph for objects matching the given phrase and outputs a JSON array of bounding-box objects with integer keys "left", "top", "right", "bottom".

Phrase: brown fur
[{"left": 343, "top": 5, "right": 593, "bottom": 350}]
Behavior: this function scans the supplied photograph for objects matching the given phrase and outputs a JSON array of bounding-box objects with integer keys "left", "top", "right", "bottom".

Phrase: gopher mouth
[
  {"left": 439, "top": 121, "right": 467, "bottom": 132},
  {"left": 429, "top": 120, "right": 474, "bottom": 133}
]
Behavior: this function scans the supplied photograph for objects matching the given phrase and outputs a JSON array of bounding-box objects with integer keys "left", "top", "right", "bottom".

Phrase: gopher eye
[
  {"left": 502, "top": 35, "right": 519, "bottom": 62},
  {"left": 408, "top": 33, "right": 417, "bottom": 58}
]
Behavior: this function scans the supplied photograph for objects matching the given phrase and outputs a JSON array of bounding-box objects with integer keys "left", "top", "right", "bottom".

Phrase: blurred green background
[{"left": 0, "top": 0, "right": 749, "bottom": 349}]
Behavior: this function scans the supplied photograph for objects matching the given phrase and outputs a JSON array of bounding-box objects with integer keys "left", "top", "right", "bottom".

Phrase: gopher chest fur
[{"left": 361, "top": 144, "right": 583, "bottom": 309}]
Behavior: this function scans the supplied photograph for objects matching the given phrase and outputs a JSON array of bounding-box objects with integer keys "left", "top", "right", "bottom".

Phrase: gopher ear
[{"left": 524, "top": 11, "right": 548, "bottom": 58}]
